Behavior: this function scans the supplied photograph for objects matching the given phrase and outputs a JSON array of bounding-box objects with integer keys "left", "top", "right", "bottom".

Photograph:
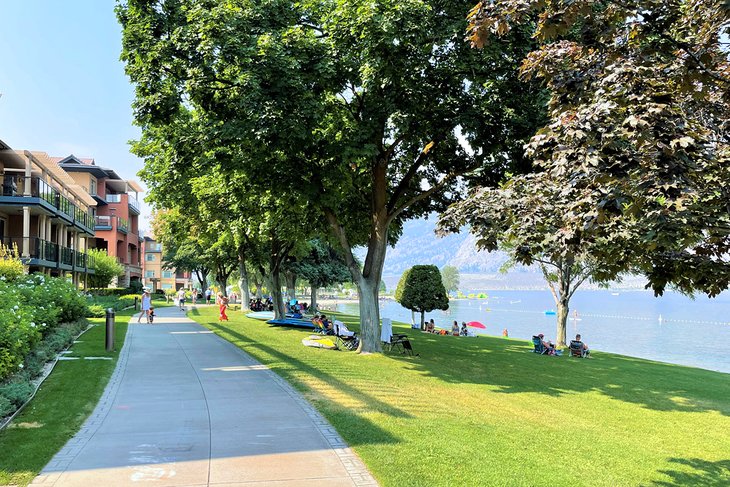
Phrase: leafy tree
[
  {"left": 439, "top": 175, "right": 608, "bottom": 346},
  {"left": 289, "top": 239, "right": 352, "bottom": 311},
  {"left": 440, "top": 266, "right": 460, "bottom": 294},
  {"left": 87, "top": 249, "right": 124, "bottom": 288},
  {"left": 466, "top": 1, "right": 730, "bottom": 297},
  {"left": 151, "top": 209, "right": 211, "bottom": 294},
  {"left": 117, "top": 0, "right": 546, "bottom": 352},
  {"left": 395, "top": 265, "right": 449, "bottom": 329}
]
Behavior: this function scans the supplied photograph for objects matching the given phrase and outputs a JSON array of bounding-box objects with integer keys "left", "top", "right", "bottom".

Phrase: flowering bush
[
  {"left": 0, "top": 243, "right": 24, "bottom": 281},
  {"left": 0, "top": 274, "right": 87, "bottom": 381}
]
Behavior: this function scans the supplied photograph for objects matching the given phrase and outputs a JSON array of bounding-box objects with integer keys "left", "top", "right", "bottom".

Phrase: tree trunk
[
  {"left": 195, "top": 268, "right": 208, "bottom": 295},
  {"left": 411, "top": 310, "right": 416, "bottom": 328},
  {"left": 310, "top": 286, "right": 318, "bottom": 313},
  {"left": 357, "top": 276, "right": 382, "bottom": 353},
  {"left": 255, "top": 282, "right": 262, "bottom": 299},
  {"left": 286, "top": 271, "right": 296, "bottom": 301},
  {"left": 270, "top": 272, "right": 286, "bottom": 319},
  {"left": 420, "top": 310, "right": 425, "bottom": 330},
  {"left": 556, "top": 298, "right": 569, "bottom": 348},
  {"left": 238, "top": 261, "right": 250, "bottom": 312}
]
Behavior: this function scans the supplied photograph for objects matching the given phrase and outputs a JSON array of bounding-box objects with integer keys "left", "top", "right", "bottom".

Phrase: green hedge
[
  {"left": 0, "top": 320, "right": 88, "bottom": 418},
  {"left": 86, "top": 288, "right": 130, "bottom": 297},
  {"left": 0, "top": 275, "right": 87, "bottom": 382}
]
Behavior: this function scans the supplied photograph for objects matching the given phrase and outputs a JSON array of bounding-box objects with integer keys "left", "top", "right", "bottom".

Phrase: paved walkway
[{"left": 32, "top": 306, "right": 377, "bottom": 487}]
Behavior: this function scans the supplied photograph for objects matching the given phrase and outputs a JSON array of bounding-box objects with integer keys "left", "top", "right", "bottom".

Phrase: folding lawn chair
[
  {"left": 333, "top": 320, "right": 359, "bottom": 350},
  {"left": 569, "top": 340, "right": 589, "bottom": 358},
  {"left": 381, "top": 318, "right": 416, "bottom": 355},
  {"left": 532, "top": 336, "right": 548, "bottom": 355}
]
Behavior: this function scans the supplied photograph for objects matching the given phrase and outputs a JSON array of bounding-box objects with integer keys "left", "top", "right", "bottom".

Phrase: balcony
[
  {"left": 128, "top": 196, "right": 140, "bottom": 215},
  {"left": 1, "top": 237, "right": 94, "bottom": 272},
  {"left": 1, "top": 175, "right": 93, "bottom": 233},
  {"left": 94, "top": 215, "right": 129, "bottom": 234},
  {"left": 95, "top": 215, "right": 113, "bottom": 230},
  {"left": 117, "top": 217, "right": 129, "bottom": 234},
  {"left": 2, "top": 236, "right": 58, "bottom": 263}
]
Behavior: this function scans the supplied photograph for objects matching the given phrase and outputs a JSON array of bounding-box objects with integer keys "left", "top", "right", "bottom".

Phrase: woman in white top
[{"left": 138, "top": 290, "right": 152, "bottom": 323}]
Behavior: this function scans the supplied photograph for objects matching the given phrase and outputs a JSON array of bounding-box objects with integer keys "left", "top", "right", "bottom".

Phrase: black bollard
[
  {"left": 105, "top": 308, "right": 115, "bottom": 352},
  {"left": 134, "top": 296, "right": 139, "bottom": 310}
]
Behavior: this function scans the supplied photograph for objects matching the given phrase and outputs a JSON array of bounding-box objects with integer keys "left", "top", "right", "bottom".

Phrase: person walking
[
  {"left": 137, "top": 290, "right": 152, "bottom": 323},
  {"left": 205, "top": 288, "right": 212, "bottom": 305},
  {"left": 217, "top": 292, "right": 229, "bottom": 321},
  {"left": 177, "top": 288, "right": 187, "bottom": 311}
]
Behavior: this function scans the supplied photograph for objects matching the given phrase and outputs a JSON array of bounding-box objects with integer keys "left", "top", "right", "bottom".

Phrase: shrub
[
  {"left": 0, "top": 381, "right": 33, "bottom": 408},
  {"left": 0, "top": 242, "right": 24, "bottom": 281},
  {"left": 87, "top": 288, "right": 129, "bottom": 296},
  {"left": 0, "top": 396, "right": 13, "bottom": 418},
  {"left": 87, "top": 249, "right": 124, "bottom": 288},
  {"left": 0, "top": 275, "right": 86, "bottom": 380}
]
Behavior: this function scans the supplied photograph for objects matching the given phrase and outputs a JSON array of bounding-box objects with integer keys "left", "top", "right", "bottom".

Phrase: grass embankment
[
  {"left": 190, "top": 307, "right": 730, "bottom": 486},
  {"left": 0, "top": 309, "right": 133, "bottom": 487}
]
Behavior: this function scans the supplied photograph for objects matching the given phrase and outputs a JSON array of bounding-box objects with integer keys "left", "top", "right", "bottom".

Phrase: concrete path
[{"left": 32, "top": 306, "right": 377, "bottom": 487}]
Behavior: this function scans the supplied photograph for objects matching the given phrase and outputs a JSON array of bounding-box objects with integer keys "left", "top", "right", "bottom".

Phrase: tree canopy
[
  {"left": 117, "top": 0, "right": 547, "bottom": 352},
  {"left": 87, "top": 248, "right": 125, "bottom": 288},
  {"left": 395, "top": 265, "right": 449, "bottom": 328},
  {"left": 440, "top": 265, "right": 460, "bottom": 294},
  {"left": 465, "top": 0, "right": 730, "bottom": 297}
]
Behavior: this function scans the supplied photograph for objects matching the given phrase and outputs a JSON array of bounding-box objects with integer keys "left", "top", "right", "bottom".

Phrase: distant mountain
[{"left": 355, "top": 216, "right": 533, "bottom": 275}]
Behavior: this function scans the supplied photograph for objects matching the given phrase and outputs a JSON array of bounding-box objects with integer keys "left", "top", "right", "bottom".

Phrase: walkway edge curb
[
  {"left": 210, "top": 325, "right": 380, "bottom": 487},
  {"left": 30, "top": 320, "right": 135, "bottom": 486}
]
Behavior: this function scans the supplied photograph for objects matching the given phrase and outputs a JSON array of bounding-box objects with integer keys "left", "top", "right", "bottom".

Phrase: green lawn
[
  {"left": 190, "top": 307, "right": 730, "bottom": 486},
  {"left": 0, "top": 310, "right": 133, "bottom": 487}
]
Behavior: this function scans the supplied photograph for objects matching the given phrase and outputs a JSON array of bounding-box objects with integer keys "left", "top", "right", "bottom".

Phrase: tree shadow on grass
[
  {"left": 651, "top": 458, "right": 730, "bottom": 486},
  {"left": 379, "top": 322, "right": 730, "bottom": 416},
  {"left": 195, "top": 316, "right": 408, "bottom": 447}
]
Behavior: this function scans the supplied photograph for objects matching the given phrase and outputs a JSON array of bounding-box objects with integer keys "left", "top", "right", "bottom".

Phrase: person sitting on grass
[
  {"left": 427, "top": 319, "right": 436, "bottom": 333},
  {"left": 452, "top": 320, "right": 460, "bottom": 336},
  {"left": 537, "top": 333, "right": 558, "bottom": 355},
  {"left": 461, "top": 322, "right": 468, "bottom": 336},
  {"left": 574, "top": 334, "right": 590, "bottom": 357}
]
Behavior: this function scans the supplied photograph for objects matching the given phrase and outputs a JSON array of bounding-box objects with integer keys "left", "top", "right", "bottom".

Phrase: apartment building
[
  {"left": 0, "top": 141, "right": 96, "bottom": 285},
  {"left": 56, "top": 155, "right": 144, "bottom": 288},
  {"left": 142, "top": 235, "right": 191, "bottom": 291}
]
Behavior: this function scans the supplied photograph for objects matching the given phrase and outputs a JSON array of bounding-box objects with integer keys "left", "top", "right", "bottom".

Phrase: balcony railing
[
  {"left": 95, "top": 215, "right": 112, "bottom": 229},
  {"left": 60, "top": 246, "right": 74, "bottom": 267},
  {"left": 1, "top": 236, "right": 58, "bottom": 262},
  {"left": 0, "top": 237, "right": 94, "bottom": 271},
  {"left": 105, "top": 194, "right": 122, "bottom": 203},
  {"left": 128, "top": 196, "right": 140, "bottom": 214},
  {"left": 117, "top": 217, "right": 129, "bottom": 234},
  {"left": 1, "top": 175, "right": 93, "bottom": 231}
]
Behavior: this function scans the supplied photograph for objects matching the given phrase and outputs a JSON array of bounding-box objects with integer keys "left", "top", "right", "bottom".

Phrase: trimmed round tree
[{"left": 395, "top": 265, "right": 449, "bottom": 330}]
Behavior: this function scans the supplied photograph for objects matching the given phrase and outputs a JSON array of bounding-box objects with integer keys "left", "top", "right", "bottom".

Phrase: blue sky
[{"left": 0, "top": 1, "right": 151, "bottom": 228}]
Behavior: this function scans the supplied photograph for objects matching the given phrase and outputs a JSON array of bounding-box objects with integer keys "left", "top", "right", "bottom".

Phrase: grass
[
  {"left": 0, "top": 309, "right": 134, "bottom": 487},
  {"left": 189, "top": 307, "right": 730, "bottom": 486}
]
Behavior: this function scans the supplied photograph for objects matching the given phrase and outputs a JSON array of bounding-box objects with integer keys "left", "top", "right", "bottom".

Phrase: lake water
[{"left": 334, "top": 290, "right": 730, "bottom": 374}]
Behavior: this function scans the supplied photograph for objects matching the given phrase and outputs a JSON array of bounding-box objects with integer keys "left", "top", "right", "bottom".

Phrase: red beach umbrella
[{"left": 467, "top": 321, "right": 486, "bottom": 329}]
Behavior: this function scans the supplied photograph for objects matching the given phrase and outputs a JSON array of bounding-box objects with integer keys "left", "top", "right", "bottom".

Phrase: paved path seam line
[
  {"left": 207, "top": 317, "right": 379, "bottom": 487},
  {"left": 163, "top": 319, "right": 214, "bottom": 486}
]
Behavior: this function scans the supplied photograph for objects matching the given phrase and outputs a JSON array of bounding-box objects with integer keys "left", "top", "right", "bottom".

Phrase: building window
[
  {"left": 146, "top": 254, "right": 155, "bottom": 261},
  {"left": 89, "top": 178, "right": 97, "bottom": 196},
  {"left": 145, "top": 270, "right": 155, "bottom": 278},
  {"left": 162, "top": 283, "right": 173, "bottom": 289},
  {"left": 162, "top": 271, "right": 173, "bottom": 279}
]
